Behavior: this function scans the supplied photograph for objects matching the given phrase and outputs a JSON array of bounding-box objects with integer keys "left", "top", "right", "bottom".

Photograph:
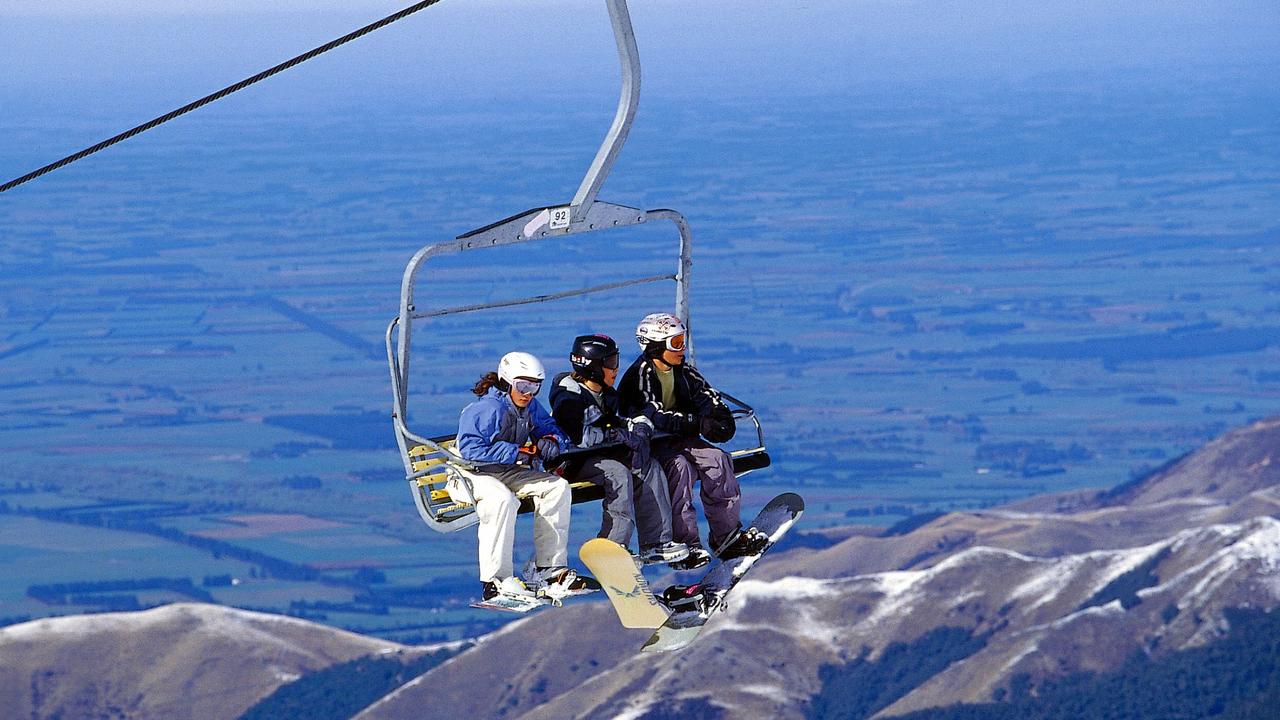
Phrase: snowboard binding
[{"left": 660, "top": 583, "right": 708, "bottom": 615}]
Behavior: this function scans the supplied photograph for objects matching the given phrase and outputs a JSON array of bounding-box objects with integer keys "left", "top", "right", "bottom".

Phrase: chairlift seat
[{"left": 404, "top": 400, "right": 769, "bottom": 534}]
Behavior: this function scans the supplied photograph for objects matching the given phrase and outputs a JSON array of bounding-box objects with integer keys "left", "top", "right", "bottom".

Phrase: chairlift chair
[{"left": 387, "top": 0, "right": 770, "bottom": 534}]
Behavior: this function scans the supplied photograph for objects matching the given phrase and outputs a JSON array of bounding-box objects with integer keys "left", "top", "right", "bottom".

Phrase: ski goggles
[
  {"left": 512, "top": 378, "right": 543, "bottom": 395},
  {"left": 603, "top": 354, "right": 620, "bottom": 370},
  {"left": 665, "top": 333, "right": 686, "bottom": 352}
]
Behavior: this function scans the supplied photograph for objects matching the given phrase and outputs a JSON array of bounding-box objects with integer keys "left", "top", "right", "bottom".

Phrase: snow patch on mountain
[
  {"left": 1008, "top": 554, "right": 1079, "bottom": 612},
  {"left": 856, "top": 547, "right": 1029, "bottom": 628},
  {"left": 1177, "top": 517, "right": 1280, "bottom": 603},
  {"left": 931, "top": 545, "right": 1034, "bottom": 571},
  {"left": 1108, "top": 517, "right": 1280, "bottom": 617},
  {"left": 1049, "top": 598, "right": 1125, "bottom": 629},
  {"left": 995, "top": 637, "right": 1041, "bottom": 678},
  {"left": 860, "top": 571, "right": 923, "bottom": 627},
  {"left": 0, "top": 602, "right": 387, "bottom": 649},
  {"left": 712, "top": 582, "right": 845, "bottom": 650},
  {"left": 736, "top": 575, "right": 843, "bottom": 601},
  {"left": 1070, "top": 541, "right": 1170, "bottom": 600},
  {"left": 1169, "top": 520, "right": 1247, "bottom": 554},
  {"left": 738, "top": 682, "right": 786, "bottom": 698},
  {"left": 613, "top": 702, "right": 657, "bottom": 720}
]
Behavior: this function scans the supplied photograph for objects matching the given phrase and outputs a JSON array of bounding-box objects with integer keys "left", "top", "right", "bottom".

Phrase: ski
[{"left": 468, "top": 595, "right": 551, "bottom": 613}]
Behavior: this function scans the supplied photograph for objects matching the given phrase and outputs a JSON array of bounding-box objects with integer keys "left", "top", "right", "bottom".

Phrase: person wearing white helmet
[
  {"left": 457, "top": 351, "right": 597, "bottom": 604},
  {"left": 618, "top": 313, "right": 767, "bottom": 570}
]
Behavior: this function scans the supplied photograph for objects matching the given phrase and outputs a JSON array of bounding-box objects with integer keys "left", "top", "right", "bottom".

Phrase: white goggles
[{"left": 512, "top": 378, "right": 543, "bottom": 395}]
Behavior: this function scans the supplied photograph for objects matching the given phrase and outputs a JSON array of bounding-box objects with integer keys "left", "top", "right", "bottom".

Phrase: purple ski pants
[{"left": 653, "top": 437, "right": 741, "bottom": 549}]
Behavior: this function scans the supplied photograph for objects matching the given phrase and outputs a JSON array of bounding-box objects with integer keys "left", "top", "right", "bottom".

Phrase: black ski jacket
[
  {"left": 617, "top": 356, "right": 735, "bottom": 442},
  {"left": 549, "top": 371, "right": 628, "bottom": 447}
]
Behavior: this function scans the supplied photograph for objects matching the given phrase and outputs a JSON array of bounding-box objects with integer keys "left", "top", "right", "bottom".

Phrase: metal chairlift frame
[{"left": 387, "top": 0, "right": 770, "bottom": 534}]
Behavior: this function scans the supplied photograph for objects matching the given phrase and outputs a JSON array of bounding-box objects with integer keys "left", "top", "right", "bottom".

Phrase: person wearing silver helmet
[
  {"left": 550, "top": 333, "right": 689, "bottom": 566},
  {"left": 457, "top": 351, "right": 597, "bottom": 604},
  {"left": 618, "top": 313, "right": 767, "bottom": 570}
]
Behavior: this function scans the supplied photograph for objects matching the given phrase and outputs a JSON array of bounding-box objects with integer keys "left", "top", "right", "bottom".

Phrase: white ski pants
[{"left": 456, "top": 464, "right": 571, "bottom": 582}]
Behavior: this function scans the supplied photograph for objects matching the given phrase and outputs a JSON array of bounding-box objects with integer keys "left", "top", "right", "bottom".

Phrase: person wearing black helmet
[
  {"left": 618, "top": 313, "right": 767, "bottom": 569},
  {"left": 550, "top": 334, "right": 689, "bottom": 566}
]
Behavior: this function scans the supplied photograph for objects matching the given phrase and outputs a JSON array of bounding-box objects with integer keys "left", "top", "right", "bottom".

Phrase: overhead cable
[{"left": 0, "top": 0, "right": 446, "bottom": 194}]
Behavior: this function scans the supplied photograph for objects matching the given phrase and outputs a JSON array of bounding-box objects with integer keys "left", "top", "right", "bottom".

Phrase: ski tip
[{"left": 469, "top": 599, "right": 547, "bottom": 614}]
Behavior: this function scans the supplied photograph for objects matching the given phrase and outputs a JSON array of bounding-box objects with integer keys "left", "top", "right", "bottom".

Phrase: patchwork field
[{"left": 3, "top": 68, "right": 1277, "bottom": 637}]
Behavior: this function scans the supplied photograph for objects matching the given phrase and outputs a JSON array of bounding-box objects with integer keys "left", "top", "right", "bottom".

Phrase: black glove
[
  {"left": 675, "top": 412, "right": 701, "bottom": 437},
  {"left": 699, "top": 404, "right": 736, "bottom": 443},
  {"left": 604, "top": 426, "right": 650, "bottom": 471},
  {"left": 536, "top": 436, "right": 563, "bottom": 466}
]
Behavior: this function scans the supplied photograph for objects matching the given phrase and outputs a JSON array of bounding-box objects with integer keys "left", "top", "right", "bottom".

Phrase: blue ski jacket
[{"left": 456, "top": 387, "right": 570, "bottom": 469}]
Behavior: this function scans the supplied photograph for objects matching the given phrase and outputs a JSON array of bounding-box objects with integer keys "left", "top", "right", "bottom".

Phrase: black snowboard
[{"left": 641, "top": 492, "right": 804, "bottom": 652}]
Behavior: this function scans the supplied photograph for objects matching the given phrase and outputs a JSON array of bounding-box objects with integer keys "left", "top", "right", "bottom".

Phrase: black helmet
[{"left": 570, "top": 334, "right": 620, "bottom": 383}]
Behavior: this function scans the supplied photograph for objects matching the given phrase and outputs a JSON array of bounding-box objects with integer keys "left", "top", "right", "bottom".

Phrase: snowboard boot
[
  {"left": 668, "top": 545, "right": 711, "bottom": 571},
  {"left": 533, "top": 566, "right": 600, "bottom": 598},
  {"left": 638, "top": 541, "right": 691, "bottom": 566},
  {"left": 712, "top": 526, "right": 769, "bottom": 561},
  {"left": 481, "top": 576, "right": 538, "bottom": 602}
]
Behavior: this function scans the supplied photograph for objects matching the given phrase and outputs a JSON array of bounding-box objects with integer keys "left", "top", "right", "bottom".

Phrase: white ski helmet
[
  {"left": 635, "top": 312, "right": 686, "bottom": 352},
  {"left": 498, "top": 351, "right": 545, "bottom": 387}
]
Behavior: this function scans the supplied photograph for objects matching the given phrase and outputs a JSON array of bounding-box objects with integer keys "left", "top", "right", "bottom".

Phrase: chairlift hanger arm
[
  {"left": 570, "top": 0, "right": 641, "bottom": 223},
  {"left": 386, "top": 0, "right": 766, "bottom": 534}
]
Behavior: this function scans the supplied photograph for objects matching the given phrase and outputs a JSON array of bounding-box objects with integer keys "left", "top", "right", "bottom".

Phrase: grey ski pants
[
  {"left": 653, "top": 437, "right": 741, "bottom": 549},
  {"left": 571, "top": 456, "right": 674, "bottom": 549}
]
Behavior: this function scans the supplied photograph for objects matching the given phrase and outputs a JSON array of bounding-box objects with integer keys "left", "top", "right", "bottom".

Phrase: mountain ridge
[
  {"left": 0, "top": 603, "right": 444, "bottom": 720},
  {"left": 356, "top": 417, "right": 1280, "bottom": 720},
  {"left": 4, "top": 417, "right": 1280, "bottom": 719}
]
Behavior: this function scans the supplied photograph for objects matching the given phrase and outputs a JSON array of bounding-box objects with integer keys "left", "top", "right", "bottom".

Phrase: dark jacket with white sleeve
[{"left": 617, "top": 356, "right": 735, "bottom": 443}]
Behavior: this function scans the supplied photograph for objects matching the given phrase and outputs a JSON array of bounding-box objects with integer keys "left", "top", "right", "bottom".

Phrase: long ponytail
[{"left": 472, "top": 371, "right": 504, "bottom": 396}]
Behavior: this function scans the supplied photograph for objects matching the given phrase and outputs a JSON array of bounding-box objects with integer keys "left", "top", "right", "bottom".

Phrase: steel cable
[{"left": 0, "top": 0, "right": 446, "bottom": 194}]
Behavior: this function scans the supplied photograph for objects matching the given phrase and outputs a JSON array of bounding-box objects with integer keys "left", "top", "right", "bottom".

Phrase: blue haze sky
[
  {"left": 4, "top": 1, "right": 1277, "bottom": 185},
  {"left": 4, "top": 1, "right": 1277, "bottom": 102}
]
